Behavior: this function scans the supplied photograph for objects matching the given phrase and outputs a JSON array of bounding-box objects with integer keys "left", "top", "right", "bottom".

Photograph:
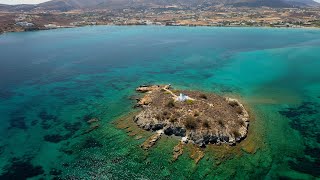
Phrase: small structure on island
[{"left": 177, "top": 93, "right": 190, "bottom": 102}]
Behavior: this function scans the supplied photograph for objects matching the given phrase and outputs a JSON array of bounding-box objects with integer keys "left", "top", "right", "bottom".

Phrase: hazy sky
[
  {"left": 1, "top": 0, "right": 320, "bottom": 5},
  {"left": 0, "top": 0, "right": 50, "bottom": 4}
]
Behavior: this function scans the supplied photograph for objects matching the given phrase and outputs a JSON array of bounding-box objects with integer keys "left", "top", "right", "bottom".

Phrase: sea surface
[{"left": 0, "top": 26, "right": 319, "bottom": 179}]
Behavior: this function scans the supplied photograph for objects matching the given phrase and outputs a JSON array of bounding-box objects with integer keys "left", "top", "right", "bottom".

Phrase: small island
[{"left": 133, "top": 84, "right": 250, "bottom": 148}]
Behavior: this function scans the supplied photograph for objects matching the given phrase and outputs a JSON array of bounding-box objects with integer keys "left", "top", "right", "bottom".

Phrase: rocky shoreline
[{"left": 133, "top": 84, "right": 250, "bottom": 147}]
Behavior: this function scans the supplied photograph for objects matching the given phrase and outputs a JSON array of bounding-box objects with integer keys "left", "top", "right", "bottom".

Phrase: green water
[{"left": 0, "top": 26, "right": 319, "bottom": 179}]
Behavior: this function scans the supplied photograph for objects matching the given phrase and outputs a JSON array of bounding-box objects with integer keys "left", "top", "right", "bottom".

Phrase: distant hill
[
  {"left": 36, "top": 0, "right": 320, "bottom": 10},
  {"left": 1, "top": 0, "right": 319, "bottom": 12},
  {"left": 230, "top": 0, "right": 291, "bottom": 7},
  {"left": 0, "top": 4, "right": 35, "bottom": 12},
  {"left": 37, "top": 0, "right": 135, "bottom": 11},
  {"left": 285, "top": 0, "right": 320, "bottom": 6}
]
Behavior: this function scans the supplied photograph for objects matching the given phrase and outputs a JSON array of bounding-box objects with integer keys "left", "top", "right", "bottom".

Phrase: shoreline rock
[{"left": 140, "top": 130, "right": 163, "bottom": 150}]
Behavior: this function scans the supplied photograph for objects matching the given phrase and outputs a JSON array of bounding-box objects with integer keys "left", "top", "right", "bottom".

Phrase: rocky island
[{"left": 133, "top": 84, "right": 250, "bottom": 148}]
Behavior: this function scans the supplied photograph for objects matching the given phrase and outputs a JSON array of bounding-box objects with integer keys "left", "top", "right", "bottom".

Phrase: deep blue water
[{"left": 0, "top": 26, "right": 319, "bottom": 179}]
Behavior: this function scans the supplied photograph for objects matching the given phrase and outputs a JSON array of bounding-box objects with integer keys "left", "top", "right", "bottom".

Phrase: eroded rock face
[{"left": 133, "top": 85, "right": 250, "bottom": 147}]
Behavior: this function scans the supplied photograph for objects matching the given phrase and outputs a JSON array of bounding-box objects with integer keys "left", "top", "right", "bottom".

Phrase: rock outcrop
[{"left": 133, "top": 84, "right": 250, "bottom": 147}]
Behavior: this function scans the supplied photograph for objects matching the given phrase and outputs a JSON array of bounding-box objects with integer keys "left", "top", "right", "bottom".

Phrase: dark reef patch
[
  {"left": 52, "top": 87, "right": 71, "bottom": 91},
  {"left": 288, "top": 155, "right": 320, "bottom": 177},
  {"left": 279, "top": 102, "right": 318, "bottom": 119},
  {"left": 94, "top": 94, "right": 104, "bottom": 98},
  {"left": 52, "top": 177, "right": 63, "bottom": 180},
  {"left": 0, "top": 90, "right": 15, "bottom": 100},
  {"left": 41, "top": 122, "right": 51, "bottom": 130},
  {"left": 82, "top": 137, "right": 103, "bottom": 149},
  {"left": 60, "top": 149, "right": 73, "bottom": 155},
  {"left": 50, "top": 168, "right": 62, "bottom": 176},
  {"left": 0, "top": 157, "right": 44, "bottom": 180},
  {"left": 92, "top": 89, "right": 104, "bottom": 95},
  {"left": 43, "top": 133, "right": 72, "bottom": 143},
  {"left": 279, "top": 101, "right": 320, "bottom": 177},
  {"left": 53, "top": 92, "right": 67, "bottom": 98},
  {"left": 200, "top": 72, "right": 212, "bottom": 79},
  {"left": 38, "top": 110, "right": 59, "bottom": 130},
  {"left": 38, "top": 110, "right": 58, "bottom": 122},
  {"left": 279, "top": 101, "right": 320, "bottom": 139},
  {"left": 110, "top": 83, "right": 131, "bottom": 91},
  {"left": 62, "top": 163, "right": 69, "bottom": 167},
  {"left": 64, "top": 122, "right": 82, "bottom": 134},
  {"left": 82, "top": 113, "right": 96, "bottom": 122},
  {"left": 211, "top": 83, "right": 239, "bottom": 94},
  {"left": 59, "top": 137, "right": 103, "bottom": 155},
  {"left": 44, "top": 134, "right": 66, "bottom": 143},
  {"left": 0, "top": 145, "right": 4, "bottom": 155},
  {"left": 111, "top": 157, "right": 123, "bottom": 164},
  {"left": 30, "top": 120, "right": 38, "bottom": 126},
  {"left": 9, "top": 116, "right": 27, "bottom": 130},
  {"left": 64, "top": 97, "right": 84, "bottom": 105}
]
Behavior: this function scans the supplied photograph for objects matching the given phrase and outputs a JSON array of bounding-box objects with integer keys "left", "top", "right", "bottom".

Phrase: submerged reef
[
  {"left": 0, "top": 156, "right": 44, "bottom": 179},
  {"left": 279, "top": 101, "right": 320, "bottom": 177},
  {"left": 9, "top": 116, "right": 27, "bottom": 130},
  {"left": 133, "top": 84, "right": 250, "bottom": 147}
]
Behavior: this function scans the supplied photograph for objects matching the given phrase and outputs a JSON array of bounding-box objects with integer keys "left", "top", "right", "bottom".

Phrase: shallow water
[{"left": 0, "top": 26, "right": 319, "bottom": 179}]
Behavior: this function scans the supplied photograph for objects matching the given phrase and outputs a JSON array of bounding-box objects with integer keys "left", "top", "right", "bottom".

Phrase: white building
[
  {"left": 15, "top": 22, "right": 34, "bottom": 27},
  {"left": 177, "top": 93, "right": 191, "bottom": 102}
]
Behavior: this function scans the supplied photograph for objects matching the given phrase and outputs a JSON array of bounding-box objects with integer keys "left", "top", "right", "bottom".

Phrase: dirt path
[
  {"left": 163, "top": 87, "right": 178, "bottom": 98},
  {"left": 163, "top": 87, "right": 196, "bottom": 101}
]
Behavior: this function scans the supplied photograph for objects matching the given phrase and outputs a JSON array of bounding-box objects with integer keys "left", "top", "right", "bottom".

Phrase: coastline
[{"left": 1, "top": 24, "right": 320, "bottom": 36}]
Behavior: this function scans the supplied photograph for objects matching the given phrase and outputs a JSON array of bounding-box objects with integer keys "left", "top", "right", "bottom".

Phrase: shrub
[
  {"left": 217, "top": 119, "right": 224, "bottom": 127},
  {"left": 161, "top": 111, "right": 170, "bottom": 120},
  {"left": 202, "top": 120, "right": 210, "bottom": 128},
  {"left": 199, "top": 94, "right": 208, "bottom": 99},
  {"left": 169, "top": 115, "right": 178, "bottom": 123},
  {"left": 238, "top": 120, "right": 245, "bottom": 126},
  {"left": 155, "top": 114, "right": 161, "bottom": 120},
  {"left": 169, "top": 113, "right": 180, "bottom": 123},
  {"left": 184, "top": 116, "right": 197, "bottom": 130},
  {"left": 186, "top": 99, "right": 194, "bottom": 104},
  {"left": 166, "top": 99, "right": 175, "bottom": 108},
  {"left": 156, "top": 113, "right": 166, "bottom": 121},
  {"left": 228, "top": 101, "right": 239, "bottom": 107},
  {"left": 235, "top": 106, "right": 243, "bottom": 114},
  {"left": 232, "top": 129, "right": 241, "bottom": 138},
  {"left": 194, "top": 111, "right": 200, "bottom": 117}
]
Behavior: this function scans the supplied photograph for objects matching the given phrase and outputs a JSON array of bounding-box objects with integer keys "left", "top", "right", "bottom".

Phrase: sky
[
  {"left": 1, "top": 0, "right": 320, "bottom": 5},
  {"left": 0, "top": 0, "right": 50, "bottom": 4}
]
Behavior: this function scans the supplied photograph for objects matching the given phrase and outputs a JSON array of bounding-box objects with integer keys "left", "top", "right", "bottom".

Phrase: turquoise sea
[{"left": 0, "top": 26, "right": 319, "bottom": 179}]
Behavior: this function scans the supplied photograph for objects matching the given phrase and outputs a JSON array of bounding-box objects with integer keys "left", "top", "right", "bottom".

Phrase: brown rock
[
  {"left": 87, "top": 118, "right": 99, "bottom": 124},
  {"left": 172, "top": 142, "right": 184, "bottom": 161},
  {"left": 140, "top": 132, "right": 162, "bottom": 150}
]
